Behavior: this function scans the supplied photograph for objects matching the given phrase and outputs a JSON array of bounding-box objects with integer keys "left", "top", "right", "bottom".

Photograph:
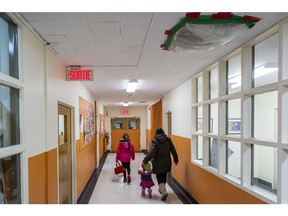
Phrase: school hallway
[
  {"left": 3, "top": 11, "right": 288, "bottom": 207},
  {"left": 88, "top": 152, "right": 183, "bottom": 204}
]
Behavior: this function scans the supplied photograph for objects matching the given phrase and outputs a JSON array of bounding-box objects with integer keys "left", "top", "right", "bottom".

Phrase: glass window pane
[
  {"left": 196, "top": 76, "right": 203, "bottom": 102},
  {"left": 0, "top": 154, "right": 21, "bottom": 203},
  {"left": 209, "top": 138, "right": 218, "bottom": 169},
  {"left": 252, "top": 145, "right": 277, "bottom": 194},
  {"left": 0, "top": 83, "right": 20, "bottom": 148},
  {"left": 226, "top": 141, "right": 241, "bottom": 179},
  {"left": 253, "top": 33, "right": 278, "bottom": 88},
  {"left": 113, "top": 120, "right": 123, "bottom": 129},
  {"left": 58, "top": 115, "right": 65, "bottom": 144},
  {"left": 227, "top": 54, "right": 241, "bottom": 94},
  {"left": 196, "top": 106, "right": 203, "bottom": 133},
  {"left": 0, "top": 14, "right": 19, "bottom": 79},
  {"left": 209, "top": 67, "right": 218, "bottom": 99},
  {"left": 253, "top": 91, "right": 278, "bottom": 141},
  {"left": 227, "top": 98, "right": 241, "bottom": 135},
  {"left": 128, "top": 120, "right": 137, "bottom": 129},
  {"left": 209, "top": 103, "right": 218, "bottom": 134},
  {"left": 196, "top": 136, "right": 203, "bottom": 160}
]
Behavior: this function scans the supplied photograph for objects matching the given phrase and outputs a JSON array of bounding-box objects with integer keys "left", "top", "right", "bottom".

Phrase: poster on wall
[
  {"left": 84, "top": 106, "right": 94, "bottom": 144},
  {"left": 80, "top": 97, "right": 95, "bottom": 150}
]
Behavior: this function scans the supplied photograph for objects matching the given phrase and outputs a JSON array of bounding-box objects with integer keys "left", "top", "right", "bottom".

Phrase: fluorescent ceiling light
[
  {"left": 254, "top": 63, "right": 278, "bottom": 78},
  {"left": 126, "top": 79, "right": 139, "bottom": 92},
  {"left": 123, "top": 102, "right": 129, "bottom": 107},
  {"left": 228, "top": 74, "right": 241, "bottom": 89},
  {"left": 228, "top": 63, "right": 278, "bottom": 89}
]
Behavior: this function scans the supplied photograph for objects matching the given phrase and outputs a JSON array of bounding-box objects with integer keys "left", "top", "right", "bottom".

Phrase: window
[
  {"left": 0, "top": 84, "right": 20, "bottom": 148},
  {"left": 0, "top": 154, "right": 21, "bottom": 204},
  {"left": 196, "top": 75, "right": 203, "bottom": 103},
  {"left": 227, "top": 54, "right": 241, "bottom": 94},
  {"left": 0, "top": 13, "right": 19, "bottom": 79},
  {"left": 0, "top": 13, "right": 22, "bottom": 204},
  {"left": 209, "top": 103, "right": 218, "bottom": 134},
  {"left": 209, "top": 67, "right": 218, "bottom": 99},
  {"left": 196, "top": 136, "right": 203, "bottom": 160},
  {"left": 191, "top": 22, "right": 288, "bottom": 203},
  {"left": 226, "top": 98, "right": 241, "bottom": 136},
  {"left": 209, "top": 138, "right": 218, "bottom": 169},
  {"left": 196, "top": 106, "right": 203, "bottom": 133},
  {"left": 252, "top": 145, "right": 277, "bottom": 194},
  {"left": 253, "top": 33, "right": 278, "bottom": 88},
  {"left": 253, "top": 91, "right": 278, "bottom": 141},
  {"left": 226, "top": 141, "right": 241, "bottom": 179}
]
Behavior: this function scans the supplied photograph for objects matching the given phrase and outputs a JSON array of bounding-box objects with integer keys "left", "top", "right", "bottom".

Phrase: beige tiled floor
[{"left": 88, "top": 152, "right": 182, "bottom": 204}]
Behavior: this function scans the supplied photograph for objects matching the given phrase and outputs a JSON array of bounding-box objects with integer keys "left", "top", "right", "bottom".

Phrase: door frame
[
  {"left": 57, "top": 102, "right": 76, "bottom": 204},
  {"left": 166, "top": 111, "right": 172, "bottom": 138}
]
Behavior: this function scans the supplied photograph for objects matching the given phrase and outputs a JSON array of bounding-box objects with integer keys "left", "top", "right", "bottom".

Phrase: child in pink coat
[
  {"left": 116, "top": 133, "right": 135, "bottom": 183},
  {"left": 138, "top": 161, "right": 155, "bottom": 198}
]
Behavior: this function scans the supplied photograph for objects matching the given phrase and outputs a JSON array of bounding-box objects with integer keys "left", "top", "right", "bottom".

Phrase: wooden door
[
  {"left": 111, "top": 117, "right": 140, "bottom": 152},
  {"left": 58, "top": 104, "right": 72, "bottom": 204}
]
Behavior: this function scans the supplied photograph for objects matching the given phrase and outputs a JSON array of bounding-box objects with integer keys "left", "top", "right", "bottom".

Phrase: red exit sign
[
  {"left": 121, "top": 109, "right": 129, "bottom": 115},
  {"left": 66, "top": 69, "right": 94, "bottom": 81}
]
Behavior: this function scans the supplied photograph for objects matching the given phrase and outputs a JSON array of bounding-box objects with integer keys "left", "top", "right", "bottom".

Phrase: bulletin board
[{"left": 79, "top": 97, "right": 95, "bottom": 150}]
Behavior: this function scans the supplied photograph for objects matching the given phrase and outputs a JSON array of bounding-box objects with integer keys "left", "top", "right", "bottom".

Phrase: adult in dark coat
[{"left": 143, "top": 128, "right": 179, "bottom": 201}]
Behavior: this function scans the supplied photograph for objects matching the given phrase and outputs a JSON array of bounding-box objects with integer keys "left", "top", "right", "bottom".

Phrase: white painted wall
[
  {"left": 162, "top": 79, "right": 192, "bottom": 138},
  {"left": 21, "top": 23, "right": 104, "bottom": 160},
  {"left": 104, "top": 106, "right": 147, "bottom": 150},
  {"left": 22, "top": 27, "right": 46, "bottom": 157}
]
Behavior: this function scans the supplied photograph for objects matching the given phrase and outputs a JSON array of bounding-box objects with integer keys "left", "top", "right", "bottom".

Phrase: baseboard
[{"left": 167, "top": 174, "right": 198, "bottom": 204}]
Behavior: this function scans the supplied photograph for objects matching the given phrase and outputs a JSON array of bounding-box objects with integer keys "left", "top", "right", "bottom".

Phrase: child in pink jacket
[{"left": 116, "top": 133, "right": 135, "bottom": 183}]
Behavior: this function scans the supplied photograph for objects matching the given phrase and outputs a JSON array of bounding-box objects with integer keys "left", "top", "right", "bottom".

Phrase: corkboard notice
[{"left": 79, "top": 97, "right": 95, "bottom": 150}]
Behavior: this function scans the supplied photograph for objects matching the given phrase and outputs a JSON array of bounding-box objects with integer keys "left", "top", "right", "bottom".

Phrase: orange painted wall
[
  {"left": 149, "top": 100, "right": 162, "bottom": 141},
  {"left": 148, "top": 99, "right": 162, "bottom": 150},
  {"left": 28, "top": 148, "right": 58, "bottom": 204},
  {"left": 171, "top": 135, "right": 266, "bottom": 204},
  {"left": 28, "top": 152, "right": 47, "bottom": 203},
  {"left": 76, "top": 136, "right": 96, "bottom": 198},
  {"left": 146, "top": 129, "right": 151, "bottom": 150},
  {"left": 76, "top": 97, "right": 97, "bottom": 198},
  {"left": 46, "top": 148, "right": 58, "bottom": 203}
]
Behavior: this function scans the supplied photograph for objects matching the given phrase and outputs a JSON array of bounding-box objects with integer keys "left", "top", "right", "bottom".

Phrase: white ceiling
[{"left": 16, "top": 12, "right": 288, "bottom": 107}]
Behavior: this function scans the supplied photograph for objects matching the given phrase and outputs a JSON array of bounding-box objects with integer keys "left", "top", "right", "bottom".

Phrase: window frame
[
  {"left": 191, "top": 23, "right": 288, "bottom": 203},
  {"left": 0, "top": 13, "right": 24, "bottom": 204}
]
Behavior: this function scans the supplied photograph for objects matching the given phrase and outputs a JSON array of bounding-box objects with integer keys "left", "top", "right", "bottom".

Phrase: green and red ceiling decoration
[{"left": 161, "top": 12, "right": 262, "bottom": 52}]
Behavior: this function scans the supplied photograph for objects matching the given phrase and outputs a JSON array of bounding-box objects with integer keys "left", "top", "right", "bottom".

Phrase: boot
[
  {"left": 127, "top": 176, "right": 131, "bottom": 184},
  {"left": 141, "top": 188, "right": 145, "bottom": 196},
  {"left": 161, "top": 192, "right": 168, "bottom": 201},
  {"left": 148, "top": 188, "right": 152, "bottom": 198},
  {"left": 123, "top": 172, "right": 127, "bottom": 182},
  {"left": 159, "top": 183, "right": 168, "bottom": 201}
]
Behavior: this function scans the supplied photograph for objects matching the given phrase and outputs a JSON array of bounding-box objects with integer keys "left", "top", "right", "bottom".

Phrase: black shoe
[{"left": 123, "top": 178, "right": 127, "bottom": 182}]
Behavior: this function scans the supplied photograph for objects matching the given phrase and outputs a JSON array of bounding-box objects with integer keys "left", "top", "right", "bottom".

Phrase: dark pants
[
  {"left": 156, "top": 173, "right": 167, "bottom": 184},
  {"left": 121, "top": 162, "right": 131, "bottom": 179}
]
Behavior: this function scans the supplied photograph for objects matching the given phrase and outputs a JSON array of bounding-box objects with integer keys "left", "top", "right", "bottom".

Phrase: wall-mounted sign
[
  {"left": 66, "top": 69, "right": 94, "bottom": 81},
  {"left": 121, "top": 109, "right": 129, "bottom": 115}
]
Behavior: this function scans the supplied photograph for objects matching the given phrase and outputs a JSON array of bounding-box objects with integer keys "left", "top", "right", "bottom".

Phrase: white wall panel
[
  {"left": 22, "top": 27, "right": 46, "bottom": 157},
  {"left": 163, "top": 79, "right": 192, "bottom": 138},
  {"left": 22, "top": 25, "right": 103, "bottom": 157}
]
